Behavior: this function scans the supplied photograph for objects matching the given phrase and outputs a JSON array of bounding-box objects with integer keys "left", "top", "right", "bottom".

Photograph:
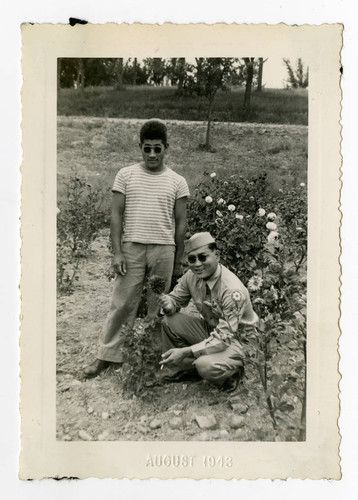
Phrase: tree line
[{"left": 58, "top": 57, "right": 308, "bottom": 149}]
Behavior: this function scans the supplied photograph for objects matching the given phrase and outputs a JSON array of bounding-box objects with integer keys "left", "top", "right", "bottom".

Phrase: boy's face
[{"left": 140, "top": 139, "right": 167, "bottom": 172}]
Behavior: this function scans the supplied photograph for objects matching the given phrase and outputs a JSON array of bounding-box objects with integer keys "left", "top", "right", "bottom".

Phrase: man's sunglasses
[
  {"left": 187, "top": 253, "right": 208, "bottom": 264},
  {"left": 142, "top": 145, "right": 164, "bottom": 154}
]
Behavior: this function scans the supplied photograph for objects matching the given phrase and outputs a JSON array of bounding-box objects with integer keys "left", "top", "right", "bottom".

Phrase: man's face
[
  {"left": 187, "top": 245, "right": 219, "bottom": 280},
  {"left": 140, "top": 139, "right": 167, "bottom": 171}
]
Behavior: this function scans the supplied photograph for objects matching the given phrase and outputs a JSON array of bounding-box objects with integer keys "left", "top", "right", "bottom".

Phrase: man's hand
[
  {"left": 160, "top": 346, "right": 192, "bottom": 369},
  {"left": 112, "top": 252, "right": 127, "bottom": 276},
  {"left": 157, "top": 294, "right": 175, "bottom": 314}
]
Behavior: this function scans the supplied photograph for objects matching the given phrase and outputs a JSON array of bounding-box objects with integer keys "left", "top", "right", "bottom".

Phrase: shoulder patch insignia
[{"left": 231, "top": 290, "right": 243, "bottom": 303}]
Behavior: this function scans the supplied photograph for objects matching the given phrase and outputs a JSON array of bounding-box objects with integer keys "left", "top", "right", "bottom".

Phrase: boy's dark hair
[{"left": 140, "top": 119, "right": 168, "bottom": 146}]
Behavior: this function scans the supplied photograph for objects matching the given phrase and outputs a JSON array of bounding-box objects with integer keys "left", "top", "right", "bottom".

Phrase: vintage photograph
[
  {"left": 56, "top": 56, "right": 308, "bottom": 442},
  {"left": 20, "top": 23, "right": 341, "bottom": 480}
]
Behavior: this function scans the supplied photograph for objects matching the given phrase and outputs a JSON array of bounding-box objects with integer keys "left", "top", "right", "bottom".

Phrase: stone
[
  {"left": 71, "top": 380, "right": 82, "bottom": 387},
  {"left": 168, "top": 404, "right": 184, "bottom": 412},
  {"left": 230, "top": 415, "right": 246, "bottom": 429},
  {"left": 169, "top": 417, "right": 184, "bottom": 430},
  {"left": 220, "top": 430, "right": 229, "bottom": 438},
  {"left": 139, "top": 415, "right": 148, "bottom": 424},
  {"left": 101, "top": 412, "right": 109, "bottom": 420},
  {"left": 173, "top": 410, "right": 182, "bottom": 416},
  {"left": 233, "top": 429, "right": 246, "bottom": 440},
  {"left": 137, "top": 425, "right": 147, "bottom": 434},
  {"left": 97, "top": 431, "right": 109, "bottom": 441},
  {"left": 149, "top": 419, "right": 162, "bottom": 430},
  {"left": 78, "top": 430, "right": 92, "bottom": 441},
  {"left": 62, "top": 434, "right": 72, "bottom": 441},
  {"left": 230, "top": 403, "right": 249, "bottom": 414},
  {"left": 87, "top": 407, "right": 94, "bottom": 414},
  {"left": 197, "top": 432, "right": 210, "bottom": 441},
  {"left": 195, "top": 415, "right": 218, "bottom": 430}
]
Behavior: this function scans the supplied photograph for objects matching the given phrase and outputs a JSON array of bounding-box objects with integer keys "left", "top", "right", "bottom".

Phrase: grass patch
[{"left": 58, "top": 86, "right": 308, "bottom": 126}]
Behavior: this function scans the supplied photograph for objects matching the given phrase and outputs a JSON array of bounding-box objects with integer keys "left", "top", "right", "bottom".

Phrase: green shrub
[{"left": 57, "top": 176, "right": 109, "bottom": 294}]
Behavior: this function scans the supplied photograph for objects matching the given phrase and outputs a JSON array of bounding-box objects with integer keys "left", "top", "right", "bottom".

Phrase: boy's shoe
[
  {"left": 83, "top": 359, "right": 111, "bottom": 378},
  {"left": 222, "top": 367, "right": 245, "bottom": 393}
]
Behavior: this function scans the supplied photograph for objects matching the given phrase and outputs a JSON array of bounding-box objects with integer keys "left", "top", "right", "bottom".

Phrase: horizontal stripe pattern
[{"left": 112, "top": 163, "right": 189, "bottom": 244}]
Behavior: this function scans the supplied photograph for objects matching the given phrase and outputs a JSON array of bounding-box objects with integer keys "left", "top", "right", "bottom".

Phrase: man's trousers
[{"left": 161, "top": 312, "right": 244, "bottom": 386}]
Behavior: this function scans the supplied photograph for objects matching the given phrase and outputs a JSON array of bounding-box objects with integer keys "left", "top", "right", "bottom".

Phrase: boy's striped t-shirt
[{"left": 112, "top": 163, "right": 190, "bottom": 245}]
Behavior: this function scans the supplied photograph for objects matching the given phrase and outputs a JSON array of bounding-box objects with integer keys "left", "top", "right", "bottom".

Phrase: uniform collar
[{"left": 204, "top": 264, "right": 222, "bottom": 290}]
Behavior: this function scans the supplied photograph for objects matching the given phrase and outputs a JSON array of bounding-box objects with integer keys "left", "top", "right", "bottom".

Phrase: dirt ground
[{"left": 57, "top": 233, "right": 302, "bottom": 443}]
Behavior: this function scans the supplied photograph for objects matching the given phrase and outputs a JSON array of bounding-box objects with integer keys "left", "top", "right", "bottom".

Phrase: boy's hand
[
  {"left": 112, "top": 252, "right": 127, "bottom": 275},
  {"left": 157, "top": 294, "right": 175, "bottom": 314}
]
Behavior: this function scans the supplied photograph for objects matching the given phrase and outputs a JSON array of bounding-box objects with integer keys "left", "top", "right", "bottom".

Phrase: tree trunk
[
  {"left": 257, "top": 57, "right": 268, "bottom": 92},
  {"left": 132, "top": 57, "right": 138, "bottom": 86},
  {"left": 243, "top": 57, "right": 254, "bottom": 120},
  {"left": 77, "top": 59, "right": 85, "bottom": 93},
  {"left": 205, "top": 98, "right": 213, "bottom": 148},
  {"left": 115, "top": 58, "right": 124, "bottom": 90}
]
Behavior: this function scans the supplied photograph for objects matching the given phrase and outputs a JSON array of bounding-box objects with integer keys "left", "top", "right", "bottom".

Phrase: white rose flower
[
  {"left": 258, "top": 208, "right": 266, "bottom": 216},
  {"left": 235, "top": 214, "right": 244, "bottom": 220},
  {"left": 266, "top": 221, "right": 277, "bottom": 231},
  {"left": 267, "top": 212, "right": 276, "bottom": 221},
  {"left": 205, "top": 196, "right": 213, "bottom": 203},
  {"left": 216, "top": 210, "right": 223, "bottom": 217},
  {"left": 267, "top": 231, "right": 279, "bottom": 244},
  {"left": 217, "top": 198, "right": 225, "bottom": 205},
  {"left": 228, "top": 204, "right": 236, "bottom": 211},
  {"left": 210, "top": 172, "right": 217, "bottom": 178}
]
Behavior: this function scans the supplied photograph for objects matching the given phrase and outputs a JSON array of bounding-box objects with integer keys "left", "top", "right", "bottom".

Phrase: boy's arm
[
  {"left": 173, "top": 197, "right": 187, "bottom": 276},
  {"left": 111, "top": 192, "right": 126, "bottom": 275}
]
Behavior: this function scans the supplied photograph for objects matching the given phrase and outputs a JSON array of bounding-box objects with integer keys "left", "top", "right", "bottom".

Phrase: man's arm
[
  {"left": 111, "top": 192, "right": 127, "bottom": 275},
  {"left": 173, "top": 197, "right": 187, "bottom": 276},
  {"left": 190, "top": 290, "right": 246, "bottom": 357}
]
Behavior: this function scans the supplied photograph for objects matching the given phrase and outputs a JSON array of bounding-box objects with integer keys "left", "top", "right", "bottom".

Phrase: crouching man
[{"left": 157, "top": 232, "right": 258, "bottom": 392}]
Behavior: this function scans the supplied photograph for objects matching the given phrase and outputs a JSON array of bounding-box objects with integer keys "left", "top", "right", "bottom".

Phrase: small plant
[
  {"left": 57, "top": 176, "right": 109, "bottom": 294},
  {"left": 121, "top": 321, "right": 162, "bottom": 397}
]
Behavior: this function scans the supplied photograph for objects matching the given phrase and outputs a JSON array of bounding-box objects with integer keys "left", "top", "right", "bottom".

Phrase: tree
[
  {"left": 242, "top": 57, "right": 255, "bottom": 120},
  {"left": 166, "top": 58, "right": 187, "bottom": 94},
  {"left": 283, "top": 58, "right": 309, "bottom": 89},
  {"left": 183, "top": 58, "right": 235, "bottom": 150},
  {"left": 257, "top": 57, "right": 268, "bottom": 92},
  {"left": 143, "top": 58, "right": 167, "bottom": 86}
]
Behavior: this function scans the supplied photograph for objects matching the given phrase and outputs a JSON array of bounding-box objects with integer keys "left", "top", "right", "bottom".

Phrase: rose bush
[{"left": 187, "top": 171, "right": 307, "bottom": 438}]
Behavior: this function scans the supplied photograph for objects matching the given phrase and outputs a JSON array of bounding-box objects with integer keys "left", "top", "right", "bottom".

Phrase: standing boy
[{"left": 84, "top": 119, "right": 189, "bottom": 377}]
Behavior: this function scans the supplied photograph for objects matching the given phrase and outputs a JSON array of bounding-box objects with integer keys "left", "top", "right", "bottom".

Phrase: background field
[
  {"left": 57, "top": 116, "right": 308, "bottom": 215},
  {"left": 58, "top": 86, "right": 308, "bottom": 125}
]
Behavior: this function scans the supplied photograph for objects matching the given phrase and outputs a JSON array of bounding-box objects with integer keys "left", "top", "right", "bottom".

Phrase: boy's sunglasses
[
  {"left": 143, "top": 145, "right": 164, "bottom": 154},
  {"left": 187, "top": 253, "right": 208, "bottom": 264}
]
